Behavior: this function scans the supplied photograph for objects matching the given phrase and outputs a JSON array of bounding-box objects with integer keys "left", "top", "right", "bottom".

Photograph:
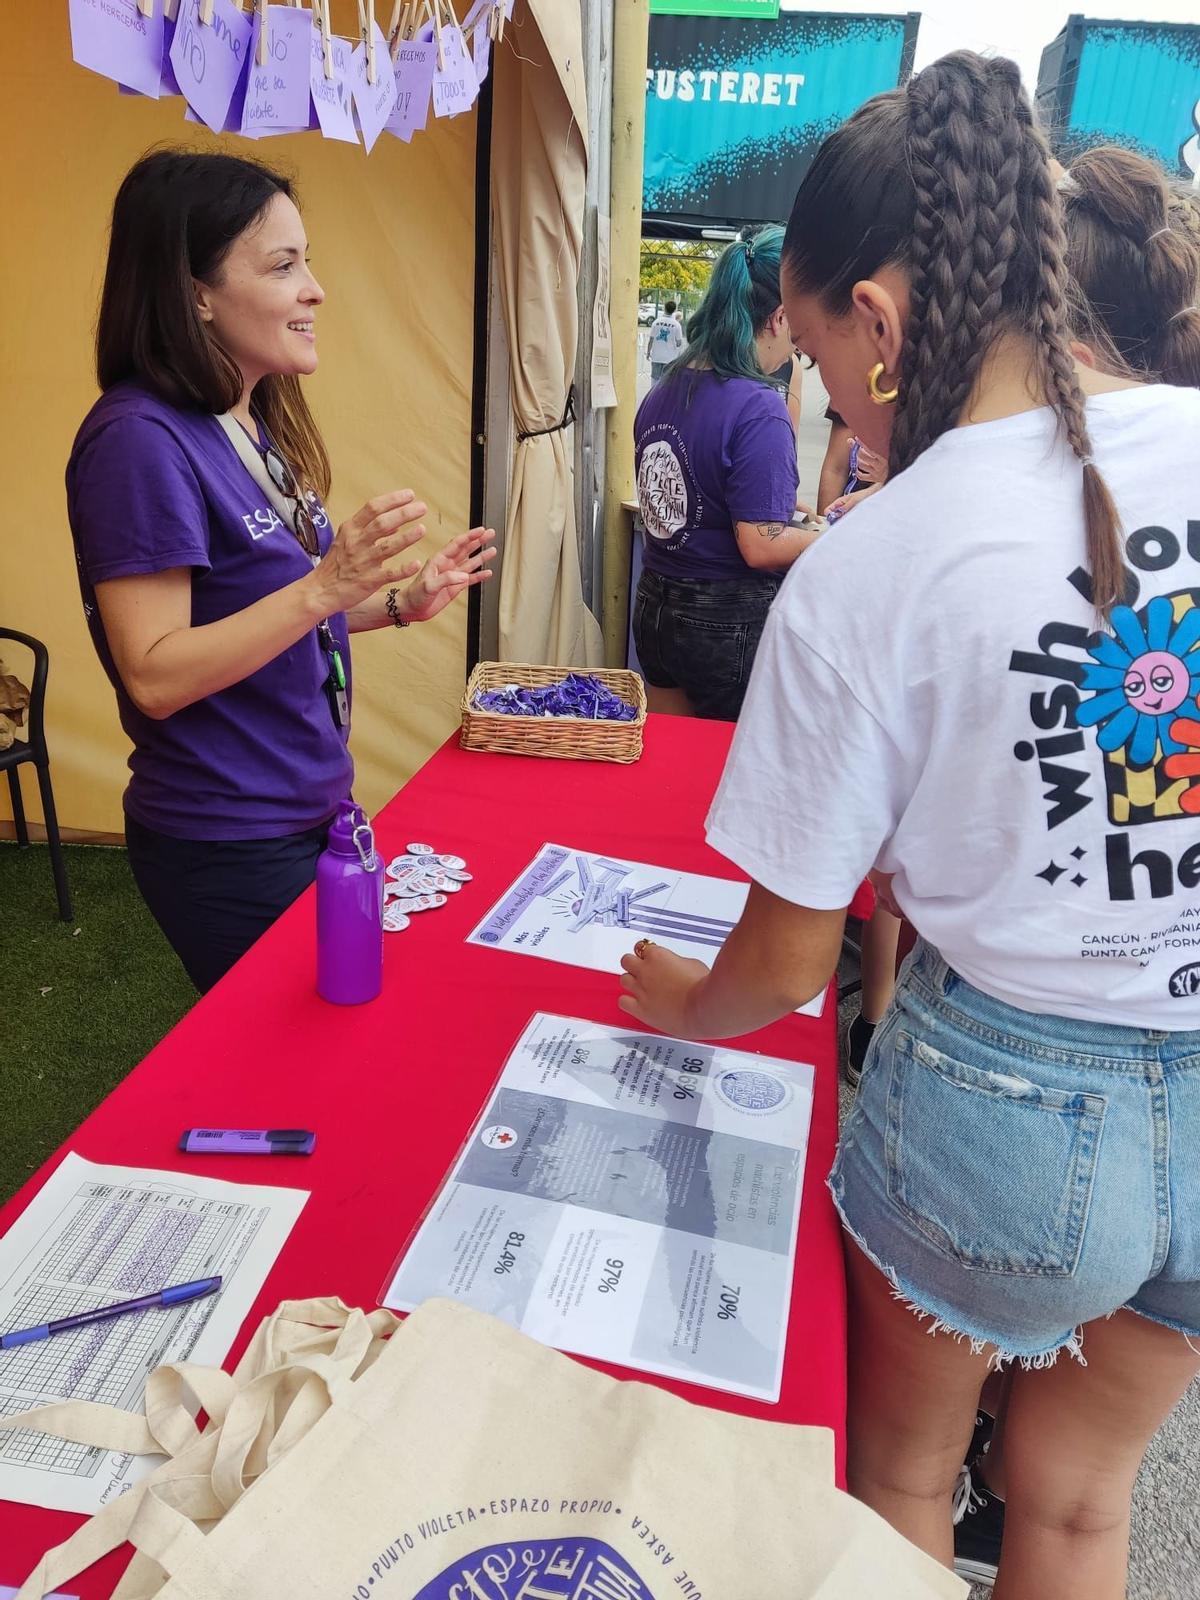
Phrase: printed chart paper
[
  {"left": 467, "top": 843, "right": 826, "bottom": 1017},
  {"left": 0, "top": 1154, "right": 307, "bottom": 1514},
  {"left": 383, "top": 1013, "right": 815, "bottom": 1401}
]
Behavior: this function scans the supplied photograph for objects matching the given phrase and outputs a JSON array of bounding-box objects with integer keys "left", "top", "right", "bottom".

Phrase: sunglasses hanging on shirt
[{"left": 216, "top": 413, "right": 349, "bottom": 731}]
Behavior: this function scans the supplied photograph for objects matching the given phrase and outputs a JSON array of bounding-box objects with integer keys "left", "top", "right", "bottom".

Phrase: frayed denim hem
[
  {"left": 829, "top": 1176, "right": 1088, "bottom": 1373},
  {"left": 1121, "top": 1302, "right": 1200, "bottom": 1358}
]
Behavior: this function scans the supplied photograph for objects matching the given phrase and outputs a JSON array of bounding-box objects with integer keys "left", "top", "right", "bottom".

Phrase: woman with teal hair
[{"left": 632, "top": 225, "right": 817, "bottom": 720}]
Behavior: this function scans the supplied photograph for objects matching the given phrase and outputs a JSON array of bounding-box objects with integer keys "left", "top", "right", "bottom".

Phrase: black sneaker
[
  {"left": 842, "top": 1012, "right": 875, "bottom": 1088},
  {"left": 967, "top": 1407, "right": 995, "bottom": 1466},
  {"left": 953, "top": 1463, "right": 1004, "bottom": 1588}
]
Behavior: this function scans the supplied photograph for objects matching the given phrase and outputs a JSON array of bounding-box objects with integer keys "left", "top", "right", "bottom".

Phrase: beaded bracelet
[{"left": 384, "top": 588, "right": 410, "bottom": 629}]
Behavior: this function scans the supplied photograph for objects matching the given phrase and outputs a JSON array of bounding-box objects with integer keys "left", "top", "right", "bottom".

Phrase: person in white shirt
[
  {"left": 618, "top": 51, "right": 1200, "bottom": 1600},
  {"left": 647, "top": 300, "right": 685, "bottom": 381}
]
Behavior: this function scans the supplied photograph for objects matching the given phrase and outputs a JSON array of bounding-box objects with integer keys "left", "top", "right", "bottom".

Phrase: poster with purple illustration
[
  {"left": 350, "top": 22, "right": 398, "bottom": 152},
  {"left": 241, "top": 4, "right": 312, "bottom": 137},
  {"left": 383, "top": 1012, "right": 814, "bottom": 1401},
  {"left": 467, "top": 844, "right": 826, "bottom": 1017},
  {"left": 385, "top": 37, "right": 437, "bottom": 142},
  {"left": 170, "top": 0, "right": 252, "bottom": 133},
  {"left": 69, "top": 0, "right": 164, "bottom": 98},
  {"left": 309, "top": 27, "right": 359, "bottom": 143}
]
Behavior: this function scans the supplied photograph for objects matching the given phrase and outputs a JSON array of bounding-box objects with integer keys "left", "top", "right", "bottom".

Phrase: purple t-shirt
[
  {"left": 67, "top": 382, "right": 353, "bottom": 841},
  {"left": 634, "top": 369, "right": 799, "bottom": 580}
]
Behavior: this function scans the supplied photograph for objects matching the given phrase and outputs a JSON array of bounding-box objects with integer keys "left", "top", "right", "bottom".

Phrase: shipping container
[
  {"left": 1036, "top": 15, "right": 1200, "bottom": 184},
  {"left": 643, "top": 9, "right": 920, "bottom": 234}
]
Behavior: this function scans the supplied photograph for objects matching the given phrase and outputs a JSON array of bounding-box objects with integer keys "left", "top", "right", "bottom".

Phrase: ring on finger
[{"left": 633, "top": 938, "right": 655, "bottom": 960}]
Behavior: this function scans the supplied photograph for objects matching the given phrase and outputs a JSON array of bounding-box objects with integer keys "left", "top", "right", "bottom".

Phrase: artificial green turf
[{"left": 0, "top": 841, "right": 196, "bottom": 1205}]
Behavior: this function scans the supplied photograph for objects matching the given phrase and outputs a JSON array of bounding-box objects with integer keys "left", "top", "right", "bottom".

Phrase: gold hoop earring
[{"left": 867, "top": 362, "right": 899, "bottom": 405}]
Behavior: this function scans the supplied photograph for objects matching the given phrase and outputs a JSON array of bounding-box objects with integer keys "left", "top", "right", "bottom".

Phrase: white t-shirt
[
  {"left": 707, "top": 385, "right": 1200, "bottom": 1028},
  {"left": 648, "top": 314, "right": 684, "bottom": 364}
]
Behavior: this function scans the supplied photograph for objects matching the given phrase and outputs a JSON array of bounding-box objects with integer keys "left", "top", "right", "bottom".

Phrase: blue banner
[
  {"left": 1062, "top": 24, "right": 1200, "bottom": 180},
  {"left": 644, "top": 11, "right": 917, "bottom": 226}
]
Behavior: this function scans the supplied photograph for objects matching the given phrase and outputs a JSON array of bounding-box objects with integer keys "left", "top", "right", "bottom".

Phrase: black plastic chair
[{"left": 0, "top": 629, "right": 73, "bottom": 921}]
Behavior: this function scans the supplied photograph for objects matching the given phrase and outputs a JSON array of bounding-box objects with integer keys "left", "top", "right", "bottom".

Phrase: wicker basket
[{"left": 460, "top": 662, "right": 647, "bottom": 763}]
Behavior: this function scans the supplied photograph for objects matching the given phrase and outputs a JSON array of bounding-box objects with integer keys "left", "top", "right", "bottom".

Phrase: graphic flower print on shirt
[{"left": 1075, "top": 596, "right": 1200, "bottom": 764}]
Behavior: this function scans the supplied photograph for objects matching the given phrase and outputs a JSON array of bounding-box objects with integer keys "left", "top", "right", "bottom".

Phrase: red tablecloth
[{"left": 0, "top": 714, "right": 853, "bottom": 1594}]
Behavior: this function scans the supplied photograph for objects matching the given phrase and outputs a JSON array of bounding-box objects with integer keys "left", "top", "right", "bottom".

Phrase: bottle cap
[
  {"left": 325, "top": 799, "right": 363, "bottom": 856},
  {"left": 326, "top": 801, "right": 377, "bottom": 867}
]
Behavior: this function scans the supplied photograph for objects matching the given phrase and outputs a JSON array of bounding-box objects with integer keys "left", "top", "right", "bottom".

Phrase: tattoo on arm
[{"left": 754, "top": 522, "right": 786, "bottom": 541}]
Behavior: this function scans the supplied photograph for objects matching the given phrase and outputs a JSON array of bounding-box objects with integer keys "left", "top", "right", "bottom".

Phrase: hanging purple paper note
[
  {"left": 432, "top": 25, "right": 479, "bottom": 119},
  {"left": 310, "top": 29, "right": 359, "bottom": 144},
  {"left": 471, "top": 18, "right": 491, "bottom": 86},
  {"left": 350, "top": 23, "right": 398, "bottom": 153},
  {"left": 242, "top": 5, "right": 312, "bottom": 138},
  {"left": 119, "top": 10, "right": 179, "bottom": 98},
  {"left": 160, "top": 14, "right": 182, "bottom": 96},
  {"left": 171, "top": 0, "right": 252, "bottom": 133},
  {"left": 70, "top": 0, "right": 164, "bottom": 99},
  {"left": 385, "top": 39, "right": 437, "bottom": 143}
]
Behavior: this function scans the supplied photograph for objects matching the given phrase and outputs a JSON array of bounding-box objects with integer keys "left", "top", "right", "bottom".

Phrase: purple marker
[{"left": 179, "top": 1128, "right": 317, "bottom": 1155}]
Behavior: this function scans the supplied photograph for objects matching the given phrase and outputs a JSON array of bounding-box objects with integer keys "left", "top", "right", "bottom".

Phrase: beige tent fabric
[{"left": 491, "top": 2, "right": 604, "bottom": 667}]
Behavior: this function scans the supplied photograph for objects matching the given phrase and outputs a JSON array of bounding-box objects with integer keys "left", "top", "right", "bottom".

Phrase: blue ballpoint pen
[{"left": 0, "top": 1276, "right": 222, "bottom": 1350}]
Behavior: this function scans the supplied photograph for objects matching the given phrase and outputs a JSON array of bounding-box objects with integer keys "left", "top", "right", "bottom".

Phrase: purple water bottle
[{"left": 316, "top": 800, "right": 384, "bottom": 1004}]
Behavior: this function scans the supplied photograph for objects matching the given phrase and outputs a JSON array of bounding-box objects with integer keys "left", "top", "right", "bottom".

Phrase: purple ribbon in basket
[{"left": 473, "top": 673, "right": 637, "bottom": 721}]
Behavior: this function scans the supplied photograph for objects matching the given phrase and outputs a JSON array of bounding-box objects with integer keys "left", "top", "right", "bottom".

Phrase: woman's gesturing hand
[
  {"left": 394, "top": 528, "right": 497, "bottom": 623},
  {"left": 311, "top": 491, "right": 429, "bottom": 615}
]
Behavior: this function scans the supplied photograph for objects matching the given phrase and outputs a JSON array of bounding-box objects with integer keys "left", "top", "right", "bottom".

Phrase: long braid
[
  {"left": 889, "top": 58, "right": 1022, "bottom": 476},
  {"left": 783, "top": 49, "right": 1127, "bottom": 616},
  {"left": 1010, "top": 82, "right": 1125, "bottom": 613}
]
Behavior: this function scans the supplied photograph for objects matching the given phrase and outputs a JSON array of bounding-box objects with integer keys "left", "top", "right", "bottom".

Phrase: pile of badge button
[{"left": 383, "top": 843, "right": 473, "bottom": 933}]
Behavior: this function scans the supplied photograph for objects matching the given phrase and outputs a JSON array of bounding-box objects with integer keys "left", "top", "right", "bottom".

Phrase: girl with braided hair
[
  {"left": 618, "top": 51, "right": 1200, "bottom": 1599},
  {"left": 1062, "top": 145, "right": 1200, "bottom": 389}
]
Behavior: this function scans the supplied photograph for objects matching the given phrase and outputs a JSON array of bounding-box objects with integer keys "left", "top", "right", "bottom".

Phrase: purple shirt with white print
[
  {"left": 67, "top": 381, "right": 352, "bottom": 840},
  {"left": 634, "top": 369, "right": 799, "bottom": 580}
]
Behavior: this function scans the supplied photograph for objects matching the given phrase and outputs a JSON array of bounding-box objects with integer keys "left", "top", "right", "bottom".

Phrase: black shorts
[
  {"left": 633, "top": 567, "right": 782, "bottom": 721},
  {"left": 124, "top": 815, "right": 329, "bottom": 993}
]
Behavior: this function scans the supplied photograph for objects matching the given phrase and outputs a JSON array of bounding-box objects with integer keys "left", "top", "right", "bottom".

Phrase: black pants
[
  {"left": 125, "top": 816, "right": 328, "bottom": 994},
  {"left": 633, "top": 568, "right": 782, "bottom": 721}
]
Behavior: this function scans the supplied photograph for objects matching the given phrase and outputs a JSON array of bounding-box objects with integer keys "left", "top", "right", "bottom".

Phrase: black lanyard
[{"left": 239, "top": 415, "right": 349, "bottom": 733}]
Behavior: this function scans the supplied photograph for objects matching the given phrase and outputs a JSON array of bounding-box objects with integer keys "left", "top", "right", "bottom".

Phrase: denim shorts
[
  {"left": 633, "top": 567, "right": 781, "bottom": 721},
  {"left": 831, "top": 941, "right": 1200, "bottom": 1365}
]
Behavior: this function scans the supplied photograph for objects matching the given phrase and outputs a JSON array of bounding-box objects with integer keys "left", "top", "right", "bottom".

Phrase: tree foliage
[{"left": 639, "top": 239, "right": 721, "bottom": 297}]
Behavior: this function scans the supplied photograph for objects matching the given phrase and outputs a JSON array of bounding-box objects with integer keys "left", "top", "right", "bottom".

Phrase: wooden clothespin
[
  {"left": 386, "top": 0, "right": 403, "bottom": 55},
  {"left": 430, "top": 0, "right": 446, "bottom": 70},
  {"left": 255, "top": 0, "right": 269, "bottom": 65},
  {"left": 357, "top": 0, "right": 377, "bottom": 83},
  {"left": 389, "top": 0, "right": 419, "bottom": 57},
  {"left": 312, "top": 0, "right": 334, "bottom": 79},
  {"left": 199, "top": 0, "right": 215, "bottom": 23},
  {"left": 137, "top": 0, "right": 154, "bottom": 20},
  {"left": 164, "top": 0, "right": 178, "bottom": 17}
]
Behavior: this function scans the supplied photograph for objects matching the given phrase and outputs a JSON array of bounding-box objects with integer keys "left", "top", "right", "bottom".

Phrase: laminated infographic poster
[{"left": 383, "top": 1012, "right": 815, "bottom": 1402}]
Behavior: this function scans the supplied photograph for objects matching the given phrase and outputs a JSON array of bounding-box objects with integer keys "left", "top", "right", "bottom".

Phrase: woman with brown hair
[
  {"left": 68, "top": 151, "right": 494, "bottom": 991},
  {"left": 1059, "top": 144, "right": 1200, "bottom": 387},
  {"left": 948, "top": 140, "right": 1200, "bottom": 1590},
  {"left": 619, "top": 52, "right": 1200, "bottom": 1600}
]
